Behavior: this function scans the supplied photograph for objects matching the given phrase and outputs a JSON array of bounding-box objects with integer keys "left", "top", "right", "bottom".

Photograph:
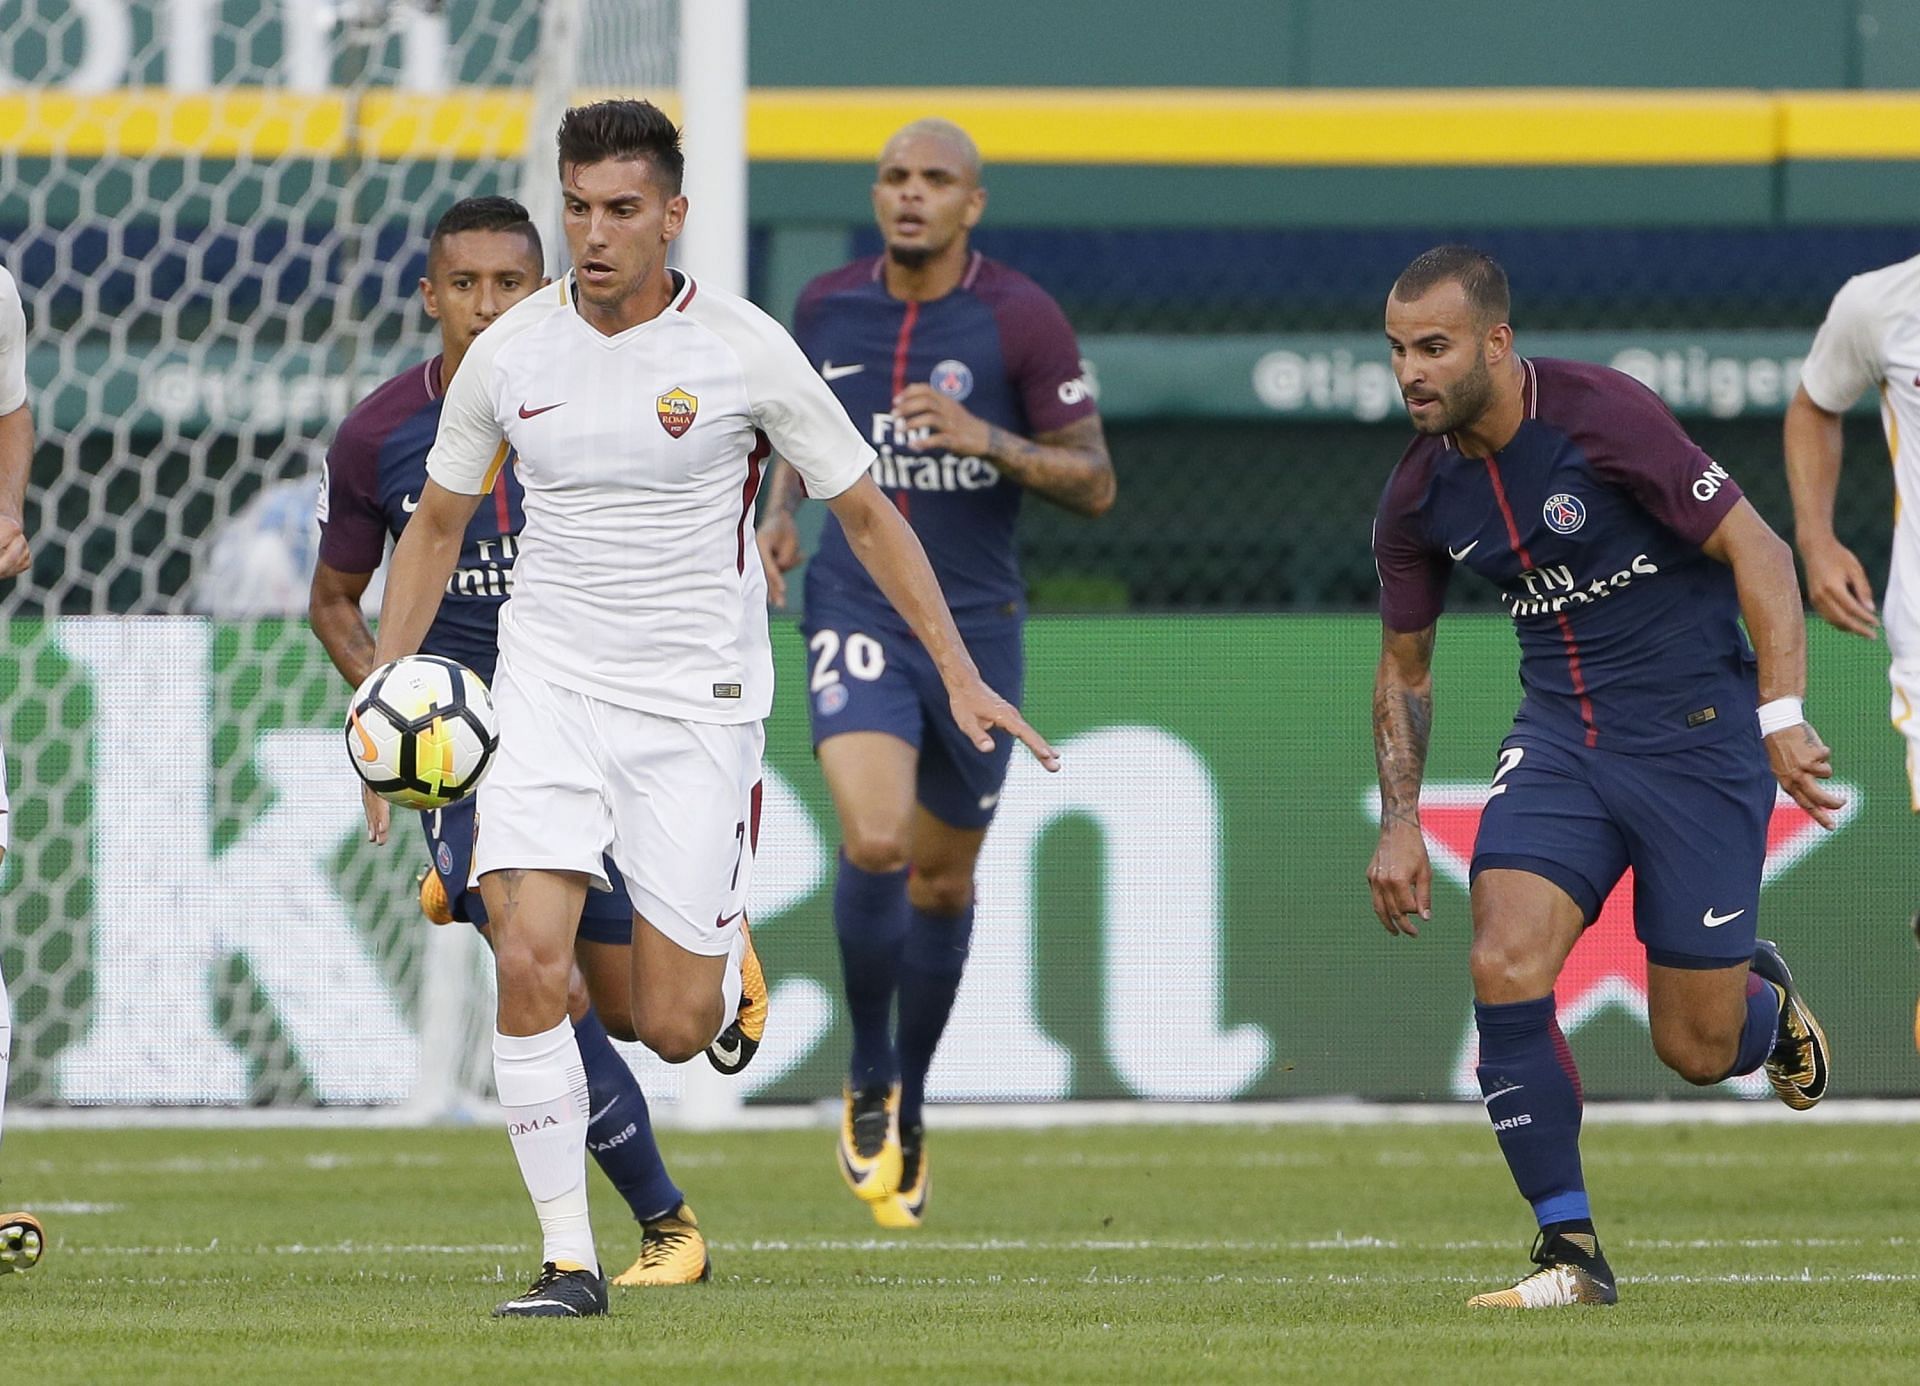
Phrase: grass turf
[{"left": 2, "top": 1119, "right": 1916, "bottom": 1383}]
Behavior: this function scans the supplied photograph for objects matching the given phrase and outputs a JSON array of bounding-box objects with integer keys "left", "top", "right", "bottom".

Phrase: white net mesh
[{"left": 0, "top": 0, "right": 681, "bottom": 1113}]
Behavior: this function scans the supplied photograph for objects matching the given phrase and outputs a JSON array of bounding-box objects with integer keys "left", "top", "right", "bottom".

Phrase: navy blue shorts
[
  {"left": 800, "top": 605, "right": 1023, "bottom": 831},
  {"left": 1469, "top": 728, "right": 1774, "bottom": 969},
  {"left": 419, "top": 797, "right": 634, "bottom": 945}
]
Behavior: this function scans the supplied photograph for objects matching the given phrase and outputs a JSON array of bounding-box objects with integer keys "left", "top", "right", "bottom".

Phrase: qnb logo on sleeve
[
  {"left": 1693, "top": 460, "right": 1731, "bottom": 502},
  {"left": 1057, "top": 358, "right": 1099, "bottom": 407}
]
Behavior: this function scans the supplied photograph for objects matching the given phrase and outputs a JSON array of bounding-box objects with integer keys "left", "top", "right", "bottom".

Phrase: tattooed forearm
[
  {"left": 1374, "top": 625, "right": 1436, "bottom": 832},
  {"left": 983, "top": 416, "right": 1116, "bottom": 517}
]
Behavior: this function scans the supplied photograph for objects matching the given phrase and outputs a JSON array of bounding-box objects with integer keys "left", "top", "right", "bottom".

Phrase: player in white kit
[
  {"left": 362, "top": 101, "right": 1058, "bottom": 1318},
  {"left": 1785, "top": 250, "right": 1920, "bottom": 969},
  {"left": 0, "top": 264, "right": 42, "bottom": 1274}
]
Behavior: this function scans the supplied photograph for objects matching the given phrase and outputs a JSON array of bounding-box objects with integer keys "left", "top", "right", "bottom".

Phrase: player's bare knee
[
  {"left": 633, "top": 1010, "right": 710, "bottom": 1064},
  {"left": 843, "top": 825, "right": 912, "bottom": 875},
  {"left": 1468, "top": 936, "right": 1553, "bottom": 1003},
  {"left": 907, "top": 869, "right": 973, "bottom": 918},
  {"left": 1661, "top": 1042, "right": 1735, "bottom": 1087},
  {"left": 1652, "top": 1024, "right": 1737, "bottom": 1086}
]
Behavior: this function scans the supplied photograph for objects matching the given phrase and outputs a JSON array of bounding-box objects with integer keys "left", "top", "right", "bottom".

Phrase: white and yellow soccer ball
[{"left": 345, "top": 655, "right": 499, "bottom": 810}]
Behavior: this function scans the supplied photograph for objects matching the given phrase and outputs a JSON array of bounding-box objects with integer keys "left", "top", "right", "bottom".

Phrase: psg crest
[
  {"left": 1543, "top": 492, "right": 1587, "bottom": 534},
  {"left": 656, "top": 387, "right": 698, "bottom": 438},
  {"left": 931, "top": 358, "right": 974, "bottom": 400}
]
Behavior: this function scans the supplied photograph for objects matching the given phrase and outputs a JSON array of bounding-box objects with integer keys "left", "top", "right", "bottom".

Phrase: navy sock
[
  {"left": 573, "top": 1008, "right": 682, "bottom": 1223},
  {"left": 896, "top": 902, "right": 975, "bottom": 1130},
  {"left": 1724, "top": 970, "right": 1784, "bottom": 1079},
  {"left": 1475, "top": 995, "right": 1590, "bottom": 1229},
  {"left": 834, "top": 852, "right": 909, "bottom": 1088}
]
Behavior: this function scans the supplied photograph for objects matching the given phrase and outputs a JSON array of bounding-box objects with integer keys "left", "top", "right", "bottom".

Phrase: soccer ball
[{"left": 345, "top": 655, "right": 499, "bottom": 810}]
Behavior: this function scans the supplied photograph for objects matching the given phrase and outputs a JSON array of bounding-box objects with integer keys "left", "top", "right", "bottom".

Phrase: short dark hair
[
  {"left": 556, "top": 99, "right": 685, "bottom": 194},
  {"left": 427, "top": 195, "right": 542, "bottom": 272},
  {"left": 1392, "top": 245, "right": 1510, "bottom": 327}
]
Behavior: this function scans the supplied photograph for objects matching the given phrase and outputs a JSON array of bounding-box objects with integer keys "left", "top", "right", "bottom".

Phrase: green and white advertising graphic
[{"left": 3, "top": 615, "right": 1916, "bottom": 1111}]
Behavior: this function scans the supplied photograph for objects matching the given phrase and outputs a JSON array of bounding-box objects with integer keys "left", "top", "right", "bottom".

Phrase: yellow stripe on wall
[
  {"left": 1780, "top": 94, "right": 1920, "bottom": 160},
  {"left": 0, "top": 87, "right": 1913, "bottom": 166},
  {"left": 749, "top": 88, "right": 1778, "bottom": 167}
]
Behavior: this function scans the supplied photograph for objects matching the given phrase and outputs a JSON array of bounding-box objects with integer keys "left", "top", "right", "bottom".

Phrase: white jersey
[
  {"left": 426, "top": 270, "right": 874, "bottom": 722},
  {"left": 0, "top": 266, "right": 26, "bottom": 416},
  {"left": 1801, "top": 252, "right": 1920, "bottom": 659}
]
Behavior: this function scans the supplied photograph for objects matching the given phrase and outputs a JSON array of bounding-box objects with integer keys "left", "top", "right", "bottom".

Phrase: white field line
[
  {"left": 60, "top": 1233, "right": 1916, "bottom": 1258},
  {"left": 17, "top": 1098, "right": 1920, "bottom": 1132},
  {"left": 53, "top": 1271, "right": 1920, "bottom": 1291},
  {"left": 21, "top": 1145, "right": 1918, "bottom": 1182}
]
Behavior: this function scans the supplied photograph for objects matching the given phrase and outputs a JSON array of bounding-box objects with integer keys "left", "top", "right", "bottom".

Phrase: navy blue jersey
[
  {"left": 794, "top": 251, "right": 1097, "bottom": 630},
  {"left": 1374, "top": 357, "right": 1756, "bottom": 754},
  {"left": 317, "top": 356, "right": 524, "bottom": 682}
]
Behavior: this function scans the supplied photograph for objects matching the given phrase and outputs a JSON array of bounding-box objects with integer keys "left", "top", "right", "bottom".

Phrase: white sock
[
  {"left": 493, "top": 1021, "right": 595, "bottom": 1274},
  {"left": 717, "top": 928, "right": 746, "bottom": 1039}
]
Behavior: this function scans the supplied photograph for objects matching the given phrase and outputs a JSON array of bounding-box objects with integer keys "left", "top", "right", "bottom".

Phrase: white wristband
[{"left": 1757, "top": 696, "right": 1805, "bottom": 737}]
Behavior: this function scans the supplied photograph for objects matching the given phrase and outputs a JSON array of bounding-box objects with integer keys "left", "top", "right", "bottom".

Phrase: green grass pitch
[{"left": 4, "top": 1119, "right": 1918, "bottom": 1383}]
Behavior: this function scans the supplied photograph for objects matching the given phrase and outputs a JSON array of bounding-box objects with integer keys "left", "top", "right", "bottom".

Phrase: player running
[
  {"left": 312, "top": 196, "right": 718, "bottom": 1289},
  {"left": 1367, "top": 246, "right": 1840, "bottom": 1309},
  {"left": 364, "top": 102, "right": 1056, "bottom": 1318},
  {"left": 1784, "top": 250, "right": 1920, "bottom": 973},
  {"left": 0, "top": 262, "right": 42, "bottom": 1276},
  {"left": 757, "top": 118, "right": 1113, "bottom": 1228}
]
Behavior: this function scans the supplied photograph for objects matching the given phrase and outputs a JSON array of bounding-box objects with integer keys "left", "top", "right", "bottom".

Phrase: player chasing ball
[
  {"left": 313, "top": 196, "right": 726, "bottom": 1288},
  {"left": 758, "top": 118, "right": 1113, "bottom": 1227},
  {"left": 362, "top": 101, "right": 1056, "bottom": 1318},
  {"left": 1368, "top": 246, "right": 1840, "bottom": 1309},
  {"left": 0, "top": 261, "right": 42, "bottom": 1276}
]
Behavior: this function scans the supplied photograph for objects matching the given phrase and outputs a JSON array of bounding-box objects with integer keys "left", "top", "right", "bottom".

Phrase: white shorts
[
  {"left": 476, "top": 656, "right": 764, "bottom": 957},
  {"left": 1893, "top": 660, "right": 1920, "bottom": 811}
]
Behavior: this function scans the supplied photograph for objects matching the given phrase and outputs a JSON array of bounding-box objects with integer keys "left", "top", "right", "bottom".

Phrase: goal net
[{"left": 0, "top": 0, "right": 747, "bottom": 1121}]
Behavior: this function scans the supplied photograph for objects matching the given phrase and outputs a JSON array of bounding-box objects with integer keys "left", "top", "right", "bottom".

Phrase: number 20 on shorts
[{"left": 808, "top": 629, "right": 887, "bottom": 692}]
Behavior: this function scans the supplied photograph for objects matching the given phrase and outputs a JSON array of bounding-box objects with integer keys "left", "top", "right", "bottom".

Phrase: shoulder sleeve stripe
[{"left": 480, "top": 440, "right": 512, "bottom": 492}]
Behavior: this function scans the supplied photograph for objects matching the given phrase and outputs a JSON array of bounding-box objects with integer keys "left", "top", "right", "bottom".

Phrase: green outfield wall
[{"left": 3, "top": 615, "right": 1916, "bottom": 1109}]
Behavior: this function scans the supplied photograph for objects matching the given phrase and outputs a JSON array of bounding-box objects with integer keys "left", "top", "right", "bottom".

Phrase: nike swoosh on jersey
[
  {"left": 1449, "top": 540, "right": 1480, "bottom": 560},
  {"left": 401, "top": 493, "right": 419, "bottom": 513},
  {"left": 821, "top": 362, "right": 865, "bottom": 381},
  {"left": 517, "top": 400, "right": 566, "bottom": 419},
  {"left": 1702, "top": 907, "right": 1746, "bottom": 927},
  {"left": 715, "top": 910, "right": 744, "bottom": 929}
]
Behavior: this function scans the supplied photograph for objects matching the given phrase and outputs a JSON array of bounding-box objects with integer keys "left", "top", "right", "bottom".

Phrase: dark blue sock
[
  {"left": 834, "top": 852, "right": 909, "bottom": 1088},
  {"left": 573, "top": 1008, "right": 682, "bottom": 1223},
  {"left": 1475, "top": 995, "right": 1590, "bottom": 1229},
  {"left": 1725, "top": 970, "right": 1784, "bottom": 1079},
  {"left": 896, "top": 902, "right": 974, "bottom": 1130}
]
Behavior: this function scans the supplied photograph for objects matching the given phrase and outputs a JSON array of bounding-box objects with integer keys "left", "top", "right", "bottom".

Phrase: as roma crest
[{"left": 657, "top": 387, "right": 698, "bottom": 438}]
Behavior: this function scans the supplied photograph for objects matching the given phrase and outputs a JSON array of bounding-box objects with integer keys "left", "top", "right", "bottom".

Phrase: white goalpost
[{"left": 1, "top": 0, "right": 752, "bottom": 1126}]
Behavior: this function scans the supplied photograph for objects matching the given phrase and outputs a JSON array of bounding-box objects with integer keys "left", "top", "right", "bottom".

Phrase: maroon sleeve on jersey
[
  {"left": 1373, "top": 443, "right": 1450, "bottom": 632},
  {"left": 984, "top": 271, "right": 1098, "bottom": 437},
  {"left": 316, "top": 413, "right": 389, "bottom": 573},
  {"left": 1578, "top": 369, "right": 1744, "bottom": 547}
]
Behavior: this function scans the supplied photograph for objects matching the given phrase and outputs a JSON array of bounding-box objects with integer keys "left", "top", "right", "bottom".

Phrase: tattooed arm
[
  {"left": 893, "top": 385, "right": 1116, "bottom": 518},
  {"left": 980, "top": 414, "right": 1115, "bottom": 517},
  {"left": 1367, "top": 621, "right": 1436, "bottom": 937}
]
